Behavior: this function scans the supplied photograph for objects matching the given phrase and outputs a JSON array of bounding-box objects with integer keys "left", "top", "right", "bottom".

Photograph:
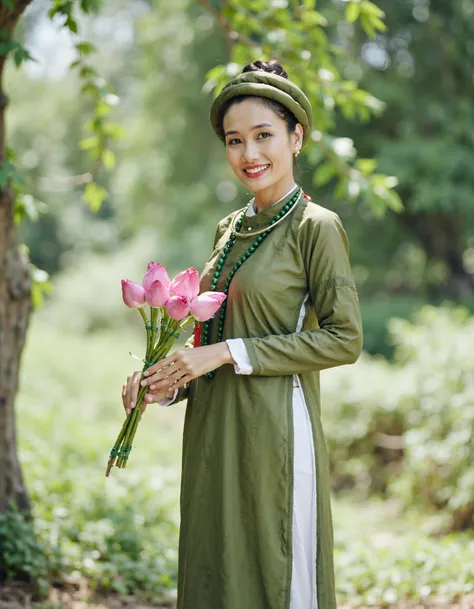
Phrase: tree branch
[{"left": 198, "top": 0, "right": 260, "bottom": 50}]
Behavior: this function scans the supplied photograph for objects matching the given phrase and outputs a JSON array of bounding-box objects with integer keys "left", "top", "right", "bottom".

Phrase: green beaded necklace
[{"left": 202, "top": 187, "right": 302, "bottom": 379}]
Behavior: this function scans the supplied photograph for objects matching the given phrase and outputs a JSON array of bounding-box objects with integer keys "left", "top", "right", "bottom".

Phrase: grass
[{"left": 8, "top": 316, "right": 474, "bottom": 607}]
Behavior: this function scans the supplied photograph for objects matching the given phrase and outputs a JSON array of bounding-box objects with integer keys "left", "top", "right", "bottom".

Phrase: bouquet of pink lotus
[{"left": 106, "top": 262, "right": 226, "bottom": 476}]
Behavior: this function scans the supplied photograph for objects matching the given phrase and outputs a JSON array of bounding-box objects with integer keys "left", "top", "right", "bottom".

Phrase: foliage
[
  {"left": 9, "top": 309, "right": 474, "bottom": 602},
  {"left": 0, "top": 502, "right": 50, "bottom": 595},
  {"left": 333, "top": 497, "right": 474, "bottom": 605},
  {"left": 14, "top": 320, "right": 182, "bottom": 601},
  {"left": 359, "top": 295, "right": 427, "bottom": 357},
  {"left": 202, "top": 0, "right": 403, "bottom": 217},
  {"left": 334, "top": 0, "right": 474, "bottom": 298},
  {"left": 387, "top": 306, "right": 474, "bottom": 531},
  {"left": 323, "top": 304, "right": 474, "bottom": 531}
]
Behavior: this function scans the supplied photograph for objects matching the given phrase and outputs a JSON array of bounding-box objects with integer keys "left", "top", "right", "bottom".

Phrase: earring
[{"left": 295, "top": 149, "right": 300, "bottom": 157}]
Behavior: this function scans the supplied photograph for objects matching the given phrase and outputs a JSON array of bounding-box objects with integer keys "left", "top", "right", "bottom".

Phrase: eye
[
  {"left": 258, "top": 132, "right": 272, "bottom": 139},
  {"left": 227, "top": 137, "right": 241, "bottom": 146}
]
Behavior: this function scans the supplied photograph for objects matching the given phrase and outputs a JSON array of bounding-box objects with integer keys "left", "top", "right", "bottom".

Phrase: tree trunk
[
  {"left": 399, "top": 209, "right": 474, "bottom": 301},
  {"left": 0, "top": 0, "right": 35, "bottom": 515}
]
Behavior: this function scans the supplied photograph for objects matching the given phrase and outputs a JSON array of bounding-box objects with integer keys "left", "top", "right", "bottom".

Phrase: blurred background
[{"left": 2, "top": 0, "right": 474, "bottom": 607}]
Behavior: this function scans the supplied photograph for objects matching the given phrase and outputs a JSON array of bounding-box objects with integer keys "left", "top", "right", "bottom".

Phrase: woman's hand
[
  {"left": 140, "top": 343, "right": 235, "bottom": 394},
  {"left": 122, "top": 370, "right": 175, "bottom": 416}
]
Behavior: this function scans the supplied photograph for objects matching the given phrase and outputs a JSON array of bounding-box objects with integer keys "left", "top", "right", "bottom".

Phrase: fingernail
[
  {"left": 126, "top": 409, "right": 130, "bottom": 415},
  {"left": 150, "top": 384, "right": 156, "bottom": 390},
  {"left": 131, "top": 401, "right": 135, "bottom": 408},
  {"left": 144, "top": 371, "right": 149, "bottom": 376},
  {"left": 141, "top": 380, "right": 147, "bottom": 386}
]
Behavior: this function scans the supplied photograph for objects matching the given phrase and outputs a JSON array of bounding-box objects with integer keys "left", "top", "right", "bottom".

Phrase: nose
[{"left": 242, "top": 141, "right": 259, "bottom": 164}]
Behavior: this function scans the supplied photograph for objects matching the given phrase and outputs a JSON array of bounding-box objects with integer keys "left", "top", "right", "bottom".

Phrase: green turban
[{"left": 210, "top": 71, "right": 313, "bottom": 147}]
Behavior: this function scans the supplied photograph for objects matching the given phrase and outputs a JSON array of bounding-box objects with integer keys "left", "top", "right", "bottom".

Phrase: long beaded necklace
[{"left": 202, "top": 186, "right": 303, "bottom": 379}]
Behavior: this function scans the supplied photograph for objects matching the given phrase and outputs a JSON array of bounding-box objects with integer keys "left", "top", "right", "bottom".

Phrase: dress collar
[
  {"left": 238, "top": 184, "right": 300, "bottom": 231},
  {"left": 245, "top": 184, "right": 298, "bottom": 217}
]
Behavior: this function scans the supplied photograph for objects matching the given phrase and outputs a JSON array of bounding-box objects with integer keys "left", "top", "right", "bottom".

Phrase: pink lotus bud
[
  {"left": 190, "top": 291, "right": 227, "bottom": 322},
  {"left": 170, "top": 268, "right": 200, "bottom": 300},
  {"left": 165, "top": 295, "right": 191, "bottom": 320},
  {"left": 145, "top": 280, "right": 170, "bottom": 308},
  {"left": 121, "top": 279, "right": 146, "bottom": 309},
  {"left": 143, "top": 262, "right": 170, "bottom": 292}
]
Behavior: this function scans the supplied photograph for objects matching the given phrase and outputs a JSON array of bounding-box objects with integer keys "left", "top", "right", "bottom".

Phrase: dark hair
[{"left": 218, "top": 59, "right": 298, "bottom": 140}]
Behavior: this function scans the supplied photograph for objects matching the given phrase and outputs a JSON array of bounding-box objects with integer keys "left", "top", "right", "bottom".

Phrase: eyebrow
[{"left": 224, "top": 123, "right": 273, "bottom": 137}]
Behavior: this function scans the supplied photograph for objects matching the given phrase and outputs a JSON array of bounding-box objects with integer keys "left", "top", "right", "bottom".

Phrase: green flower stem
[
  {"left": 181, "top": 315, "right": 195, "bottom": 330},
  {"left": 138, "top": 307, "right": 152, "bottom": 360},
  {"left": 108, "top": 314, "right": 187, "bottom": 472},
  {"left": 150, "top": 307, "right": 160, "bottom": 353}
]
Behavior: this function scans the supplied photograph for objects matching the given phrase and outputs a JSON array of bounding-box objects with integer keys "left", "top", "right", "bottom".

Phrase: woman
[{"left": 122, "top": 60, "right": 363, "bottom": 609}]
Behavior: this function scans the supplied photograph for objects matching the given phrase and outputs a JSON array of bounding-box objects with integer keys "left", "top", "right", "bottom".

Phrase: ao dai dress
[{"left": 164, "top": 186, "right": 363, "bottom": 609}]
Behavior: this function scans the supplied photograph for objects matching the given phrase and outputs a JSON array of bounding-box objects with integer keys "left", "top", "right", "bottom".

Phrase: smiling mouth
[{"left": 243, "top": 164, "right": 271, "bottom": 178}]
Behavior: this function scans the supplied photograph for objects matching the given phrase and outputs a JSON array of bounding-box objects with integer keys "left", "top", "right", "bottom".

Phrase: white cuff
[
  {"left": 226, "top": 338, "right": 254, "bottom": 375},
  {"left": 159, "top": 388, "right": 179, "bottom": 407}
]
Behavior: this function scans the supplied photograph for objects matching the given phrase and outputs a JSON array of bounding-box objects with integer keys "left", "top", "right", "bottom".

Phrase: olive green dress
[{"left": 173, "top": 189, "right": 363, "bottom": 609}]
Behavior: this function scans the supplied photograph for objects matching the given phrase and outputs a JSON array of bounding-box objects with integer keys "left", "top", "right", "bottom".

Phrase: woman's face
[{"left": 222, "top": 98, "right": 302, "bottom": 195}]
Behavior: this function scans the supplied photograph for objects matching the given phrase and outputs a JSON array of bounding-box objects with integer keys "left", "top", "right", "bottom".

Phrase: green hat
[{"left": 210, "top": 71, "right": 313, "bottom": 146}]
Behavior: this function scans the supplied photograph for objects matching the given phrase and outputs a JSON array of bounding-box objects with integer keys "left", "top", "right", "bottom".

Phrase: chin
[{"left": 242, "top": 175, "right": 278, "bottom": 193}]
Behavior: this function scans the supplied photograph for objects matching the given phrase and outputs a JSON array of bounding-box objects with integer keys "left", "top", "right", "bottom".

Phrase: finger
[
  {"left": 141, "top": 363, "right": 180, "bottom": 387},
  {"left": 125, "top": 375, "right": 134, "bottom": 414},
  {"left": 131, "top": 371, "right": 142, "bottom": 407},
  {"left": 147, "top": 367, "right": 183, "bottom": 390},
  {"left": 143, "top": 353, "right": 179, "bottom": 377},
  {"left": 143, "top": 391, "right": 165, "bottom": 405},
  {"left": 146, "top": 378, "right": 173, "bottom": 394},
  {"left": 170, "top": 373, "right": 193, "bottom": 391}
]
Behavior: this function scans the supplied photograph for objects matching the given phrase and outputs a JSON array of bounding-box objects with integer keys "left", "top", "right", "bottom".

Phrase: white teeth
[{"left": 245, "top": 165, "right": 269, "bottom": 174}]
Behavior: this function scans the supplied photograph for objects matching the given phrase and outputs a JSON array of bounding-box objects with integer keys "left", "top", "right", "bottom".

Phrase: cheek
[
  {"left": 267, "top": 141, "right": 292, "bottom": 169},
  {"left": 226, "top": 148, "right": 241, "bottom": 172}
]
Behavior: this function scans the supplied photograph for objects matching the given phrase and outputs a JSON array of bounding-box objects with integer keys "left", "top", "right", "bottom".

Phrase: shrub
[{"left": 323, "top": 304, "right": 474, "bottom": 530}]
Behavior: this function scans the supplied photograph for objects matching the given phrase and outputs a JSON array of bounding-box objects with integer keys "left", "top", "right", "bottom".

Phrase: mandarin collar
[{"left": 240, "top": 185, "right": 300, "bottom": 230}]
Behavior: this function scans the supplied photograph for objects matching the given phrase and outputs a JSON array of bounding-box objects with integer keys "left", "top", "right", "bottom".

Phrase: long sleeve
[
  {"left": 241, "top": 211, "right": 363, "bottom": 376},
  {"left": 226, "top": 338, "right": 254, "bottom": 374}
]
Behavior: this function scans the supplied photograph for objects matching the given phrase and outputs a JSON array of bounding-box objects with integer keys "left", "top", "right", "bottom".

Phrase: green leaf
[
  {"left": 83, "top": 181, "right": 107, "bottom": 212},
  {"left": 30, "top": 265, "right": 53, "bottom": 309},
  {"left": 65, "top": 15, "right": 78, "bottom": 34},
  {"left": 1, "top": 0, "right": 15, "bottom": 9},
  {"left": 95, "top": 100, "right": 112, "bottom": 118},
  {"left": 356, "top": 158, "right": 377, "bottom": 175},
  {"left": 366, "top": 14, "right": 387, "bottom": 32},
  {"left": 0, "top": 41, "right": 17, "bottom": 55},
  {"left": 0, "top": 161, "right": 24, "bottom": 188},
  {"left": 80, "top": 0, "right": 101, "bottom": 13},
  {"left": 346, "top": 2, "right": 360, "bottom": 24},
  {"left": 360, "top": 1, "right": 385, "bottom": 18},
  {"left": 313, "top": 162, "right": 338, "bottom": 186},
  {"left": 13, "top": 46, "right": 34, "bottom": 67},
  {"left": 301, "top": 10, "right": 327, "bottom": 27},
  {"left": 102, "top": 148, "right": 115, "bottom": 170},
  {"left": 79, "top": 136, "right": 99, "bottom": 151},
  {"left": 80, "top": 65, "right": 99, "bottom": 79},
  {"left": 360, "top": 14, "right": 376, "bottom": 37},
  {"left": 75, "top": 42, "right": 97, "bottom": 55}
]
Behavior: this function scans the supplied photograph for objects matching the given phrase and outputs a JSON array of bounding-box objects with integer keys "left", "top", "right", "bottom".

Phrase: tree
[
  {"left": 0, "top": 0, "right": 118, "bottom": 515},
  {"left": 337, "top": 0, "right": 474, "bottom": 300}
]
